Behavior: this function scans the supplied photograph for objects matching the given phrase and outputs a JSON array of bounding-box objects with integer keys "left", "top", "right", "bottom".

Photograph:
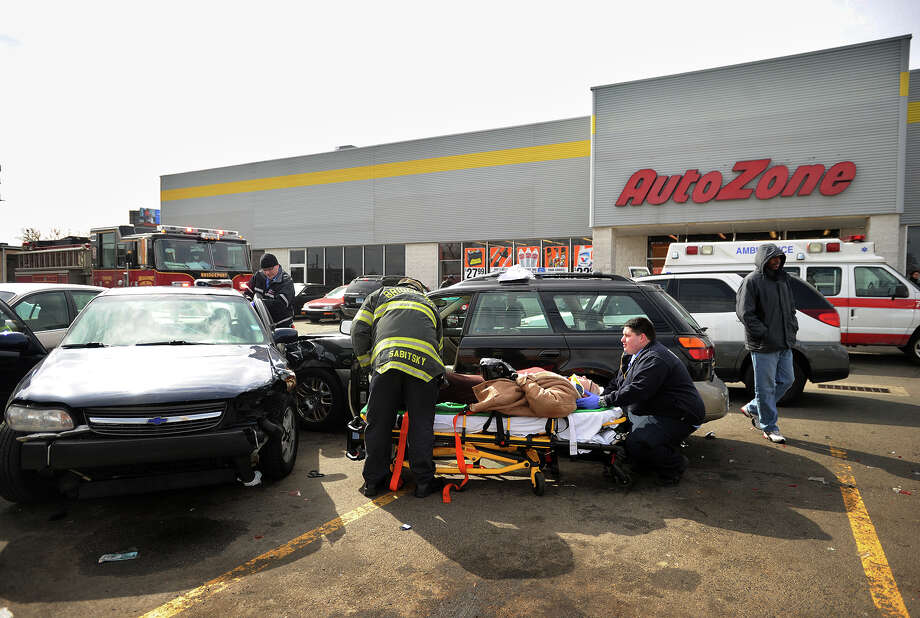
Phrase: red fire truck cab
[{"left": 90, "top": 225, "right": 252, "bottom": 290}]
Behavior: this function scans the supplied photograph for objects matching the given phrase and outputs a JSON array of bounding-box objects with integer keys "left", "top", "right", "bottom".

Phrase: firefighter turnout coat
[{"left": 352, "top": 285, "right": 445, "bottom": 383}]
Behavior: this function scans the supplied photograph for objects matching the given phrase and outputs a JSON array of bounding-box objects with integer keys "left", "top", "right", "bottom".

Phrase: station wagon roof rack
[{"left": 534, "top": 272, "right": 630, "bottom": 282}]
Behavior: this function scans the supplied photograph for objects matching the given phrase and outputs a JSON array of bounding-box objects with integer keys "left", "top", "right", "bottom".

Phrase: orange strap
[
  {"left": 442, "top": 411, "right": 471, "bottom": 503},
  {"left": 389, "top": 412, "right": 409, "bottom": 492}
]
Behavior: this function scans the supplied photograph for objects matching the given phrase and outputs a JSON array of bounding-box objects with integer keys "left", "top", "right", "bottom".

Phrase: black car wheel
[
  {"left": 742, "top": 357, "right": 806, "bottom": 406},
  {"left": 261, "top": 404, "right": 299, "bottom": 479},
  {"left": 902, "top": 332, "right": 920, "bottom": 365},
  {"left": 0, "top": 423, "right": 56, "bottom": 503},
  {"left": 295, "top": 369, "right": 345, "bottom": 431}
]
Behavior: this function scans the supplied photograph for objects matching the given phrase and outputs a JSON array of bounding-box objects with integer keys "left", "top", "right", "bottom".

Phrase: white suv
[{"left": 638, "top": 272, "right": 849, "bottom": 404}]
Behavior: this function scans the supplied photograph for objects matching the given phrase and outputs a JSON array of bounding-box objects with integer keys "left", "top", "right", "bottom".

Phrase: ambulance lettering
[
  {"left": 734, "top": 245, "right": 794, "bottom": 256},
  {"left": 616, "top": 159, "right": 856, "bottom": 206}
]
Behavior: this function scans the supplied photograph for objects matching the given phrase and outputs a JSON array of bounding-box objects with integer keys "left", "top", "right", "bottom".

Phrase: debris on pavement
[
  {"left": 704, "top": 431, "right": 716, "bottom": 439},
  {"left": 307, "top": 470, "right": 325, "bottom": 478},
  {"left": 400, "top": 523, "right": 412, "bottom": 531},
  {"left": 98, "top": 550, "right": 138, "bottom": 564},
  {"left": 808, "top": 476, "right": 827, "bottom": 485},
  {"left": 286, "top": 490, "right": 302, "bottom": 497}
]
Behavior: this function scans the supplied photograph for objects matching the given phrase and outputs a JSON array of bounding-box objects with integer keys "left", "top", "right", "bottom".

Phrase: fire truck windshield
[{"left": 154, "top": 238, "right": 248, "bottom": 272}]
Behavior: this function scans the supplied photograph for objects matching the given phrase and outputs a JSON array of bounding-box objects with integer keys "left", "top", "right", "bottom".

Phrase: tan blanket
[{"left": 469, "top": 370, "right": 579, "bottom": 417}]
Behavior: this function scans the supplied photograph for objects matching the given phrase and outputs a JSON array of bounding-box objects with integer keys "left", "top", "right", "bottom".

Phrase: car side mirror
[
  {"left": 893, "top": 284, "right": 908, "bottom": 299},
  {"left": 0, "top": 332, "right": 30, "bottom": 351},
  {"left": 340, "top": 320, "right": 352, "bottom": 335},
  {"left": 272, "top": 327, "right": 299, "bottom": 344}
]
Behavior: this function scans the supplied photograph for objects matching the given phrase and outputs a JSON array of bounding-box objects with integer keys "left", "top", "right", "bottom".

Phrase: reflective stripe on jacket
[{"left": 351, "top": 285, "right": 445, "bottom": 382}]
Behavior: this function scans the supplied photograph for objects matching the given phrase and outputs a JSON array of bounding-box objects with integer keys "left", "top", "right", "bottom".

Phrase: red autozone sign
[{"left": 615, "top": 159, "right": 856, "bottom": 206}]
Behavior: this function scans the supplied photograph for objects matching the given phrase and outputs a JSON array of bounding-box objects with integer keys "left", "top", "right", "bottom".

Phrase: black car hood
[{"left": 13, "top": 344, "right": 282, "bottom": 407}]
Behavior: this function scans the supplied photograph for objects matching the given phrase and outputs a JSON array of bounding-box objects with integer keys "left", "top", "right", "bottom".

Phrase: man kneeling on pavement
[{"left": 576, "top": 317, "right": 704, "bottom": 485}]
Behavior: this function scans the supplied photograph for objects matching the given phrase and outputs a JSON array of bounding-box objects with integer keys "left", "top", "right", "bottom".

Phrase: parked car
[
  {"left": 293, "top": 283, "right": 335, "bottom": 317},
  {"left": 638, "top": 272, "right": 850, "bottom": 404},
  {"left": 0, "top": 287, "right": 300, "bottom": 503},
  {"left": 0, "top": 283, "right": 105, "bottom": 349},
  {"left": 0, "top": 299, "right": 48, "bottom": 406},
  {"left": 301, "top": 285, "right": 347, "bottom": 322},
  {"left": 340, "top": 275, "right": 407, "bottom": 319},
  {"left": 423, "top": 271, "right": 728, "bottom": 422}
]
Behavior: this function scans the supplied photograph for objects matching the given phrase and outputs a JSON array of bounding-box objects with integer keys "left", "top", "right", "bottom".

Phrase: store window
[
  {"left": 364, "top": 245, "right": 383, "bottom": 275},
  {"left": 513, "top": 239, "right": 541, "bottom": 269},
  {"left": 325, "top": 246, "right": 344, "bottom": 286},
  {"left": 462, "top": 241, "right": 487, "bottom": 278},
  {"left": 487, "top": 241, "right": 513, "bottom": 273},
  {"left": 438, "top": 242, "right": 461, "bottom": 287},
  {"left": 306, "top": 248, "right": 324, "bottom": 284},
  {"left": 344, "top": 246, "right": 362, "bottom": 283},
  {"left": 384, "top": 244, "right": 405, "bottom": 275},
  {"left": 289, "top": 249, "right": 305, "bottom": 283},
  {"left": 543, "top": 238, "right": 570, "bottom": 271},
  {"left": 907, "top": 226, "right": 920, "bottom": 275}
]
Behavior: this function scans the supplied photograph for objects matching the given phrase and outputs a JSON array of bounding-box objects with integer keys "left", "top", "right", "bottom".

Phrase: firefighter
[
  {"left": 352, "top": 277, "right": 446, "bottom": 498},
  {"left": 244, "top": 254, "right": 295, "bottom": 329}
]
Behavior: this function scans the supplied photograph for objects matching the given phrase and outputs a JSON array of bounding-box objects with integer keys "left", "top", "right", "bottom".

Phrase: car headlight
[{"left": 5, "top": 404, "right": 75, "bottom": 432}]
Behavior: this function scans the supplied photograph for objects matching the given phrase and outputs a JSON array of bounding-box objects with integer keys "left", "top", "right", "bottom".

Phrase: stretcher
[{"left": 346, "top": 402, "right": 632, "bottom": 498}]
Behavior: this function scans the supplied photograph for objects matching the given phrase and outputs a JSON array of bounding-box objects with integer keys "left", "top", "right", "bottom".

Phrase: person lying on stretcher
[{"left": 575, "top": 317, "right": 704, "bottom": 486}]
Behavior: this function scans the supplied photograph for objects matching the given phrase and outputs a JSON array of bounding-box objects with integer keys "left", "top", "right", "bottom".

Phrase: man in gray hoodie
[{"left": 736, "top": 244, "right": 799, "bottom": 444}]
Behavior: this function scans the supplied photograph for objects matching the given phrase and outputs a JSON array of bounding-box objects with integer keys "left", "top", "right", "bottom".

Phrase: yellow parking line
[
  {"left": 139, "top": 489, "right": 408, "bottom": 618},
  {"left": 829, "top": 445, "right": 909, "bottom": 617}
]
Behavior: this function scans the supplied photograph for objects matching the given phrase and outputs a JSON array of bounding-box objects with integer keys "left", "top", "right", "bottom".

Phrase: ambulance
[{"left": 661, "top": 237, "right": 920, "bottom": 364}]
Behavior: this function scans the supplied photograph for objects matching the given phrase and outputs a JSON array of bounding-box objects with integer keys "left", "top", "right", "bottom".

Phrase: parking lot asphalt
[{"left": 0, "top": 328, "right": 917, "bottom": 617}]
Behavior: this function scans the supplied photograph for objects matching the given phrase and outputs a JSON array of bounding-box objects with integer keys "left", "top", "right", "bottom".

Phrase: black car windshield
[
  {"left": 153, "top": 239, "right": 249, "bottom": 272},
  {"left": 61, "top": 294, "right": 268, "bottom": 347}
]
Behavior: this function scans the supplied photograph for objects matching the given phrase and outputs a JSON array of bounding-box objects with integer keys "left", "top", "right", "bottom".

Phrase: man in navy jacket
[{"left": 577, "top": 317, "right": 704, "bottom": 485}]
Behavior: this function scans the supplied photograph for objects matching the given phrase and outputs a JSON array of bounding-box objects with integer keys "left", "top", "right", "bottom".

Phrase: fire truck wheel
[
  {"left": 294, "top": 369, "right": 345, "bottom": 431},
  {"left": 742, "top": 357, "right": 806, "bottom": 406},
  {"left": 261, "top": 404, "right": 299, "bottom": 480},
  {"left": 0, "top": 423, "right": 57, "bottom": 504}
]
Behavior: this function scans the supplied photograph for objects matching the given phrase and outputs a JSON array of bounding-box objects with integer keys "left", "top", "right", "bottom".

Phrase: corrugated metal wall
[
  {"left": 592, "top": 37, "right": 910, "bottom": 228},
  {"left": 904, "top": 68, "right": 920, "bottom": 226},
  {"left": 161, "top": 118, "right": 590, "bottom": 249}
]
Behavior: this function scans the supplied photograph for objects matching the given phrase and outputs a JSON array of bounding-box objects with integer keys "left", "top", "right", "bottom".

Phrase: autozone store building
[{"left": 160, "top": 35, "right": 920, "bottom": 290}]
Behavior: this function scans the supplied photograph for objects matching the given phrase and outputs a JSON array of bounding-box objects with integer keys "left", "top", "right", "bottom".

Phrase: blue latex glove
[{"left": 575, "top": 392, "right": 601, "bottom": 409}]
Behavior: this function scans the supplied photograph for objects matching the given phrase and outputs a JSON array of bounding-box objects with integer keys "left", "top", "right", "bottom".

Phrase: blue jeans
[{"left": 745, "top": 349, "right": 793, "bottom": 434}]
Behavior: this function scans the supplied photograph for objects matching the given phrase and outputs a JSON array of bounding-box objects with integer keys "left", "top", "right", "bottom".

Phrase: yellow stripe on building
[
  {"left": 899, "top": 71, "right": 909, "bottom": 96},
  {"left": 908, "top": 101, "right": 920, "bottom": 124},
  {"left": 161, "top": 140, "right": 591, "bottom": 202}
]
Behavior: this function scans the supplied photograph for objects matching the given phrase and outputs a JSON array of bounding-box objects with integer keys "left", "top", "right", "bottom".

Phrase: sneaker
[
  {"left": 241, "top": 470, "right": 263, "bottom": 487},
  {"left": 414, "top": 477, "right": 445, "bottom": 498},
  {"left": 739, "top": 405, "right": 754, "bottom": 419},
  {"left": 763, "top": 431, "right": 786, "bottom": 444}
]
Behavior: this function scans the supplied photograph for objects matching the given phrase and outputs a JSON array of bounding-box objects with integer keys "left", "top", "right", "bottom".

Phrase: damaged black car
[{"left": 0, "top": 287, "right": 299, "bottom": 503}]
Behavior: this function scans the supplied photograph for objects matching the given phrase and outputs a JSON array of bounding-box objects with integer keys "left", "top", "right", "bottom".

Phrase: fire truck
[
  {"left": 89, "top": 224, "right": 252, "bottom": 290},
  {"left": 14, "top": 236, "right": 93, "bottom": 284}
]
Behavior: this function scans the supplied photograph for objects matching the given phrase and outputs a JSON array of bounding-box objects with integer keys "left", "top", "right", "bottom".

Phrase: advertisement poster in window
[
  {"left": 464, "top": 247, "right": 486, "bottom": 279},
  {"left": 489, "top": 246, "right": 513, "bottom": 273},
  {"left": 574, "top": 245, "right": 593, "bottom": 272},
  {"left": 516, "top": 246, "right": 540, "bottom": 270},
  {"left": 544, "top": 246, "right": 569, "bottom": 273}
]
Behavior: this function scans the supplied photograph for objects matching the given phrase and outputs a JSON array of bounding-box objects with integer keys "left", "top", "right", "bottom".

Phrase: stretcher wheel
[{"left": 532, "top": 471, "right": 545, "bottom": 496}]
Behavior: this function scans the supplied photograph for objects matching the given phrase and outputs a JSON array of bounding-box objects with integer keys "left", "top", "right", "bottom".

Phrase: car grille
[{"left": 85, "top": 401, "right": 226, "bottom": 437}]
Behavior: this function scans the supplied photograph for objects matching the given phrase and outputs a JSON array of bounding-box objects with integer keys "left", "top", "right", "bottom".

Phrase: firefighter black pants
[
  {"left": 624, "top": 411, "right": 694, "bottom": 479},
  {"left": 363, "top": 369, "right": 440, "bottom": 488}
]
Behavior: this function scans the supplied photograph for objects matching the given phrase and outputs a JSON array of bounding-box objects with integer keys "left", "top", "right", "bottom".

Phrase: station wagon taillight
[
  {"left": 801, "top": 308, "right": 840, "bottom": 327},
  {"left": 678, "top": 336, "right": 714, "bottom": 361}
]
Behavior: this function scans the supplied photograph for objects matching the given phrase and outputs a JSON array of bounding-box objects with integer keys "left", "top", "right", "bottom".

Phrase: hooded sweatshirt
[{"left": 735, "top": 243, "right": 799, "bottom": 352}]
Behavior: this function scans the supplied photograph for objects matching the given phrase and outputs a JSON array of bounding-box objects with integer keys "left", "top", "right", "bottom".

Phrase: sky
[{"left": 1, "top": 0, "right": 919, "bottom": 245}]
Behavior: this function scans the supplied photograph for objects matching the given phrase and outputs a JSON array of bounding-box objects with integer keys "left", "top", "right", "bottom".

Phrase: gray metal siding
[
  {"left": 904, "top": 69, "right": 920, "bottom": 226},
  {"left": 162, "top": 117, "right": 590, "bottom": 248},
  {"left": 592, "top": 37, "right": 908, "bottom": 228}
]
